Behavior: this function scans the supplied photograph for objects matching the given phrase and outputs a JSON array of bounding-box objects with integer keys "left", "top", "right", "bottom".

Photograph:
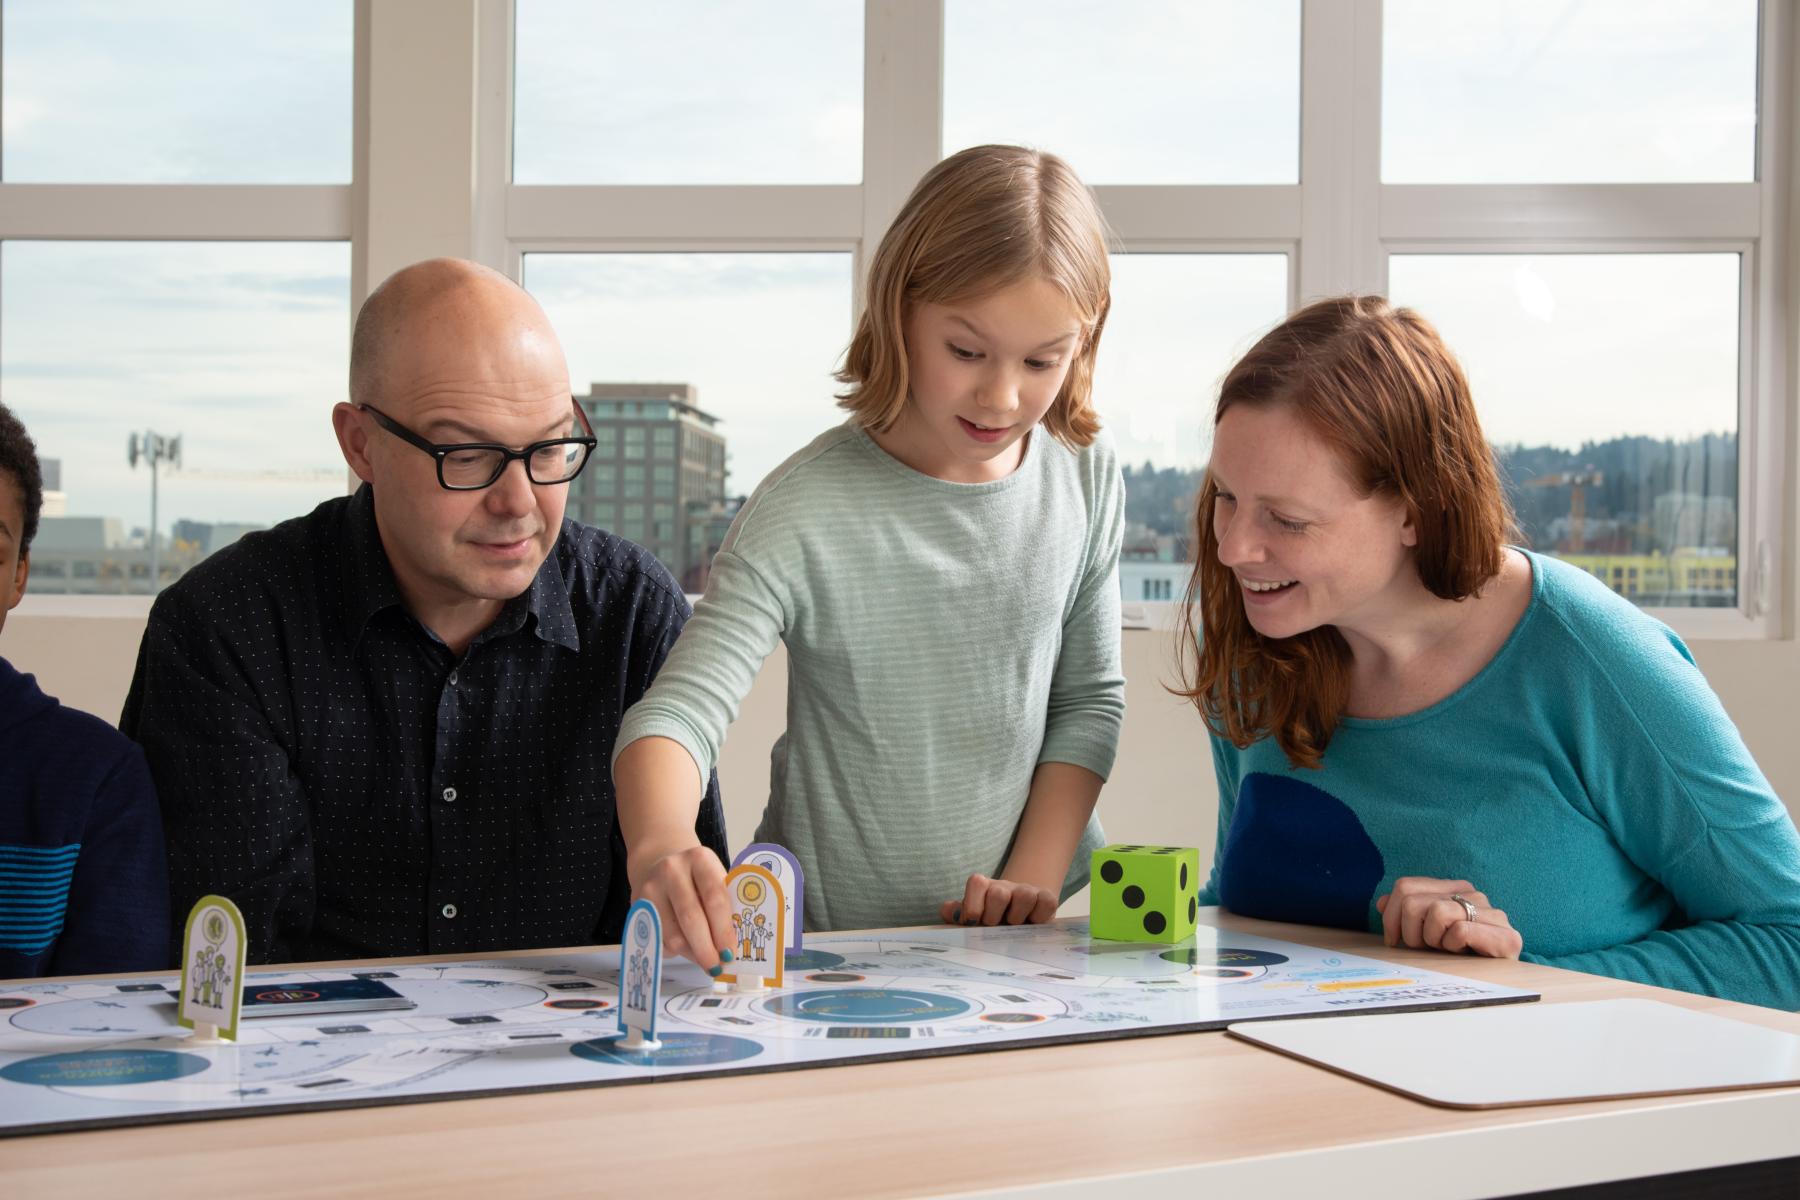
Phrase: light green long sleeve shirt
[{"left": 616, "top": 422, "right": 1126, "bottom": 931}]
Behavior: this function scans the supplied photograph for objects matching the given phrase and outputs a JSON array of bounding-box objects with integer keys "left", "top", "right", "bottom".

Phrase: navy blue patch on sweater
[
  {"left": 0, "top": 843, "right": 80, "bottom": 953},
  {"left": 1217, "top": 771, "right": 1384, "bottom": 930}
]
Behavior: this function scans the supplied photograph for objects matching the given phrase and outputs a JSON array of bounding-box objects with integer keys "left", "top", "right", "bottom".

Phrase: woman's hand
[
  {"left": 1375, "top": 877, "right": 1523, "bottom": 958},
  {"left": 939, "top": 874, "right": 1059, "bottom": 927}
]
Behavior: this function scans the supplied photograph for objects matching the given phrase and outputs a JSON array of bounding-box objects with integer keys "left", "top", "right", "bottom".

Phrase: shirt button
[
  {"left": 442, "top": 903, "right": 458, "bottom": 919},
  {"left": 448, "top": 672, "right": 458, "bottom": 687},
  {"left": 442, "top": 787, "right": 457, "bottom": 802}
]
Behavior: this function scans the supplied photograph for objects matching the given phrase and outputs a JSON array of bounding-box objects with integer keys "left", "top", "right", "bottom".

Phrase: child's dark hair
[{"left": 0, "top": 401, "right": 44, "bottom": 553}]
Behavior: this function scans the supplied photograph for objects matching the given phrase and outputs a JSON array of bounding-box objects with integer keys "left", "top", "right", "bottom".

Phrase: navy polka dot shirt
[{"left": 121, "top": 484, "right": 727, "bottom": 966}]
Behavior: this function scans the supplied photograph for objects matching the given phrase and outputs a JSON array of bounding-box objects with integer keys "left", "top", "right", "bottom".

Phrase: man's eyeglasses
[{"left": 358, "top": 401, "right": 597, "bottom": 491}]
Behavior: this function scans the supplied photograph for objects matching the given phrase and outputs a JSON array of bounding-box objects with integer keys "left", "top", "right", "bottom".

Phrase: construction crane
[{"left": 1525, "top": 467, "right": 1605, "bottom": 552}]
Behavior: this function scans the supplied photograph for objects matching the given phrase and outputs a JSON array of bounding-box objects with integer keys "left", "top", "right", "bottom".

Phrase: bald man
[{"left": 122, "top": 259, "right": 727, "bottom": 966}]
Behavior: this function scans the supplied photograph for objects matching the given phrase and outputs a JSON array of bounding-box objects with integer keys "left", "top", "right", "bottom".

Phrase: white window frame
[{"left": 4, "top": 0, "right": 1792, "bottom": 640}]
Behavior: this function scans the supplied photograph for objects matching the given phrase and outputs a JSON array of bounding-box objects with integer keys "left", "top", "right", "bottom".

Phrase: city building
[
  {"left": 29, "top": 513, "right": 200, "bottom": 595},
  {"left": 569, "top": 382, "right": 728, "bottom": 591},
  {"left": 1561, "top": 549, "right": 1738, "bottom": 607},
  {"left": 39, "top": 457, "right": 66, "bottom": 517}
]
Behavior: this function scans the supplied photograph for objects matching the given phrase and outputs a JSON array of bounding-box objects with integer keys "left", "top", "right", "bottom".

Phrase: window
[
  {"left": 1383, "top": 0, "right": 1757, "bottom": 183},
  {"left": 513, "top": 0, "right": 862, "bottom": 184},
  {"left": 1, "top": 3, "right": 354, "bottom": 597},
  {"left": 1389, "top": 253, "right": 1741, "bottom": 608},
  {"left": 944, "top": 1, "right": 1300, "bottom": 183},
  {"left": 524, "top": 254, "right": 853, "bottom": 500},
  {"left": 6, "top": 2, "right": 1780, "bottom": 639},
  {"left": 3, "top": 0, "right": 353, "bottom": 183},
  {"left": 2, "top": 243, "right": 351, "bottom": 594},
  {"left": 1103, "top": 254, "right": 1289, "bottom": 570}
]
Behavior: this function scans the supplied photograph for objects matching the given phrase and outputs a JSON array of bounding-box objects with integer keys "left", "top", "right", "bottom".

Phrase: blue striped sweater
[{"left": 0, "top": 655, "right": 168, "bottom": 978}]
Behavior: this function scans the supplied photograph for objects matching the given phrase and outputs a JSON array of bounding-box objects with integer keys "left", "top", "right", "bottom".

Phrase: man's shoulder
[
  {"left": 150, "top": 495, "right": 349, "bottom": 628},
  {"left": 553, "top": 519, "right": 692, "bottom": 630}
]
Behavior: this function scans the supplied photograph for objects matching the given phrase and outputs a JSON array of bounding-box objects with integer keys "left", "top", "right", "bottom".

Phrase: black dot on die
[
  {"left": 1180, "top": 863, "right": 1189, "bottom": 890},
  {"left": 1100, "top": 860, "right": 1123, "bottom": 884},
  {"left": 1144, "top": 911, "right": 1167, "bottom": 935},
  {"left": 1188, "top": 897, "right": 1197, "bottom": 923},
  {"left": 1122, "top": 885, "right": 1144, "bottom": 909}
]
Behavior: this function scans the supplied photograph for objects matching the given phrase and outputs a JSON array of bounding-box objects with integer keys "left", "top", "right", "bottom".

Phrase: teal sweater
[{"left": 1199, "top": 551, "right": 1800, "bottom": 1011}]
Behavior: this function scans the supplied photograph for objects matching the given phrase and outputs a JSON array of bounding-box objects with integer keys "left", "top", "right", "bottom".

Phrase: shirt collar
[{"left": 340, "top": 484, "right": 581, "bottom": 655}]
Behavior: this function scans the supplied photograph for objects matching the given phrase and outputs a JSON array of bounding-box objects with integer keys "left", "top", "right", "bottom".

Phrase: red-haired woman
[{"left": 1179, "top": 296, "right": 1800, "bottom": 1010}]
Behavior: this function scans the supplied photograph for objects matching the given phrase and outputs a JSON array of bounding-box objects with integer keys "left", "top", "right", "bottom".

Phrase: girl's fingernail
[
  {"left": 719, "top": 948, "right": 734, "bottom": 962},
  {"left": 951, "top": 905, "right": 962, "bottom": 922},
  {"left": 707, "top": 965, "right": 723, "bottom": 978}
]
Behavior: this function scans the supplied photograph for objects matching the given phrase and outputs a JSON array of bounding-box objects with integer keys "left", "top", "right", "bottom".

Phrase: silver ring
[{"left": 1451, "top": 893, "right": 1478, "bottom": 923}]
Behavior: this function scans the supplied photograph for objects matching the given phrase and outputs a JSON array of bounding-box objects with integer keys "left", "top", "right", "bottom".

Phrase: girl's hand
[
  {"left": 629, "top": 841, "right": 737, "bottom": 973},
  {"left": 1375, "top": 877, "right": 1524, "bottom": 959},
  {"left": 940, "top": 874, "right": 1059, "bottom": 927}
]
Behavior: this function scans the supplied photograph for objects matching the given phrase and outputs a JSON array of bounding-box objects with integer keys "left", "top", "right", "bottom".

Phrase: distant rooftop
[{"left": 576, "top": 382, "right": 719, "bottom": 427}]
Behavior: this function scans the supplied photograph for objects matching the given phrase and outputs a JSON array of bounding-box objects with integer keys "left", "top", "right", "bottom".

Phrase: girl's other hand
[{"left": 940, "top": 874, "right": 1059, "bottom": 927}]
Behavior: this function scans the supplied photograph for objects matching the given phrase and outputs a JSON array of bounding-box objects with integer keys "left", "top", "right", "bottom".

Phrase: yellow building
[{"left": 1558, "top": 550, "right": 1737, "bottom": 604}]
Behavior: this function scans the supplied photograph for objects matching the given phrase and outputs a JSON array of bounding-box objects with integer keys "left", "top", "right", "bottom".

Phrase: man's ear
[{"left": 332, "top": 402, "right": 376, "bottom": 484}]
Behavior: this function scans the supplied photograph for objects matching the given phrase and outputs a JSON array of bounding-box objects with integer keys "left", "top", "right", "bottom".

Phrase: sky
[{"left": 0, "top": 0, "right": 1760, "bottom": 540}]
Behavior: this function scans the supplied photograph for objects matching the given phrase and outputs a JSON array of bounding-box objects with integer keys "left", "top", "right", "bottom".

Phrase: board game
[{"left": 0, "top": 917, "right": 1536, "bottom": 1137}]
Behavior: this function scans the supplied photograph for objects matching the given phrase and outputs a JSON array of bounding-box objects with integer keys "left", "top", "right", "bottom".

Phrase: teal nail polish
[
  {"left": 707, "top": 964, "right": 722, "bottom": 977},
  {"left": 719, "top": 948, "right": 734, "bottom": 963},
  {"left": 951, "top": 905, "right": 962, "bottom": 923}
]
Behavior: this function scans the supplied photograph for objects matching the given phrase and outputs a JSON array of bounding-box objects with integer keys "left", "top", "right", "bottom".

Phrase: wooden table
[{"left": 4, "top": 911, "right": 1798, "bottom": 1199}]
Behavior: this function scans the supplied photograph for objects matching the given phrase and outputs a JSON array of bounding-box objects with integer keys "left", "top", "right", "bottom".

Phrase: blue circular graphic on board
[
  {"left": 633, "top": 920, "right": 651, "bottom": 946},
  {"left": 571, "top": 1032, "right": 762, "bottom": 1069},
  {"left": 1160, "top": 947, "right": 1290, "bottom": 968},
  {"left": 764, "top": 989, "right": 972, "bottom": 1023},
  {"left": 783, "top": 949, "right": 845, "bottom": 971},
  {"left": 0, "top": 1049, "right": 210, "bottom": 1088}
]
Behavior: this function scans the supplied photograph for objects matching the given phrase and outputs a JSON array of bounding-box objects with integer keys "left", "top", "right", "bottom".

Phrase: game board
[{"left": 0, "top": 918, "right": 1536, "bottom": 1136}]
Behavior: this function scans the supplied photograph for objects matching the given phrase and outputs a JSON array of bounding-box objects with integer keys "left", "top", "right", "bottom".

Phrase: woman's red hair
[{"left": 1173, "top": 296, "right": 1517, "bottom": 768}]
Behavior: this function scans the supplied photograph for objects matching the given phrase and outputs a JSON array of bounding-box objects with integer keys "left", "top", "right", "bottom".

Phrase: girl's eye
[
  {"left": 1025, "top": 358, "right": 1060, "bottom": 372},
  {"left": 947, "top": 342, "right": 981, "bottom": 361}
]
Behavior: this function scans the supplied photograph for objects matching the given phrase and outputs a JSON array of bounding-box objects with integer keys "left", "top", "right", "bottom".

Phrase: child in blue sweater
[
  {"left": 1179, "top": 297, "right": 1800, "bottom": 1011},
  {"left": 0, "top": 402, "right": 167, "bottom": 978}
]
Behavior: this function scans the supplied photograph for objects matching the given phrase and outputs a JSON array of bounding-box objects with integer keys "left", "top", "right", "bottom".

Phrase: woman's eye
[{"left": 1272, "top": 514, "right": 1308, "bottom": 533}]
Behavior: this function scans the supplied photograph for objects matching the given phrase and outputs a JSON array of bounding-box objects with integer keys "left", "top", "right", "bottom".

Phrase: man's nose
[{"left": 484, "top": 456, "right": 537, "bottom": 516}]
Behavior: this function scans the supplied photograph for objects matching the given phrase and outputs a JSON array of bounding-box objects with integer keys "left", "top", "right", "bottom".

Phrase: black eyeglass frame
[{"left": 357, "top": 401, "right": 598, "bottom": 491}]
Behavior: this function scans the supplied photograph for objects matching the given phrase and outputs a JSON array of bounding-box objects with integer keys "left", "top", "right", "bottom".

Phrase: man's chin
[{"left": 455, "top": 547, "right": 547, "bottom": 599}]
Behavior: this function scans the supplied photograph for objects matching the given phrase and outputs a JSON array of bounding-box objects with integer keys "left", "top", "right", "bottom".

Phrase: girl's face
[
  {"left": 881, "top": 277, "right": 1084, "bottom": 483},
  {"left": 1208, "top": 402, "right": 1419, "bottom": 641}
]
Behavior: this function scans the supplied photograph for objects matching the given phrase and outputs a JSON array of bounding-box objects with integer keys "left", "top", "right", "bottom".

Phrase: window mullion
[
  {"left": 861, "top": 0, "right": 943, "bottom": 317},
  {"left": 1298, "top": 0, "right": 1383, "bottom": 303}
]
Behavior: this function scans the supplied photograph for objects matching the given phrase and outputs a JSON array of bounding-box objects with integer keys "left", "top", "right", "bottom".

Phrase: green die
[{"left": 1089, "top": 844, "right": 1200, "bottom": 943}]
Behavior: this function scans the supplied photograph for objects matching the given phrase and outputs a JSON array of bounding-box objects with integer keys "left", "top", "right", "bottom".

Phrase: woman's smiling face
[{"left": 1208, "top": 401, "right": 1419, "bottom": 641}]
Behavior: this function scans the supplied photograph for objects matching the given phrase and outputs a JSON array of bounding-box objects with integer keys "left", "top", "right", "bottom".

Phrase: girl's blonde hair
[{"left": 835, "top": 144, "right": 1111, "bottom": 448}]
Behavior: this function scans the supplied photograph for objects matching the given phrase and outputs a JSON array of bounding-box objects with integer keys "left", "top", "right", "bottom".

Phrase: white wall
[{"left": 8, "top": 613, "right": 1795, "bottom": 919}]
